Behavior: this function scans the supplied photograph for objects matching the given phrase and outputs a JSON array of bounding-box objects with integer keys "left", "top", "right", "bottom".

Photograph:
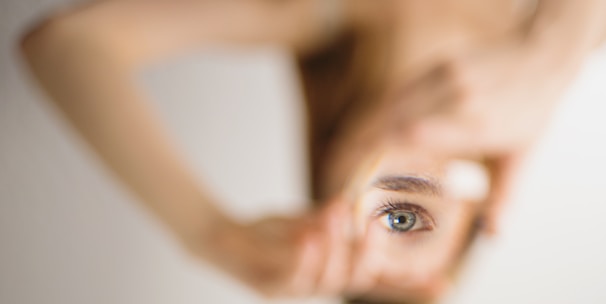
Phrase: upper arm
[{"left": 22, "top": 0, "right": 334, "bottom": 67}]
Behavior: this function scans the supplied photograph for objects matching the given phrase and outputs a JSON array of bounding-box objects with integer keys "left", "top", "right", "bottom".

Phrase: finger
[
  {"left": 286, "top": 220, "right": 324, "bottom": 297},
  {"left": 483, "top": 150, "right": 527, "bottom": 235},
  {"left": 316, "top": 198, "right": 352, "bottom": 296},
  {"left": 346, "top": 225, "right": 381, "bottom": 297}
]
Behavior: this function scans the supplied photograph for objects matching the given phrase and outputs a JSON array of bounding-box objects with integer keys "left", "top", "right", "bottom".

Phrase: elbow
[
  {"left": 20, "top": 14, "right": 73, "bottom": 63},
  {"left": 19, "top": 11, "right": 119, "bottom": 67},
  {"left": 20, "top": 16, "right": 52, "bottom": 54}
]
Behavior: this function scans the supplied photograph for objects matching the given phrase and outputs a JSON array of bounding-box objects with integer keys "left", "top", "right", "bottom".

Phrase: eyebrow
[{"left": 373, "top": 175, "right": 442, "bottom": 196}]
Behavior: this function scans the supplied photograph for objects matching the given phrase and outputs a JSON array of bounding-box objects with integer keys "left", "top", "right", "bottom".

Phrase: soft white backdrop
[{"left": 1, "top": 1, "right": 605, "bottom": 303}]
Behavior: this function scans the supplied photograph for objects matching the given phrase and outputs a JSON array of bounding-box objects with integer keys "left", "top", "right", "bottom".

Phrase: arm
[
  {"left": 20, "top": 0, "right": 358, "bottom": 296},
  {"left": 20, "top": 0, "right": 330, "bottom": 255}
]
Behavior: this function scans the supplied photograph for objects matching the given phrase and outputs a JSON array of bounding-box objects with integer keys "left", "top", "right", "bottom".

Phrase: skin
[
  {"left": 341, "top": 146, "right": 483, "bottom": 302},
  {"left": 20, "top": 0, "right": 606, "bottom": 301}
]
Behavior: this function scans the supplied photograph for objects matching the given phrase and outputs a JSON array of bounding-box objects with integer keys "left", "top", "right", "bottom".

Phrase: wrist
[{"left": 181, "top": 202, "right": 241, "bottom": 258}]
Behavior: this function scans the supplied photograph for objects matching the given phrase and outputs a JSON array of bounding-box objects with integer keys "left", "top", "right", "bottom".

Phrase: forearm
[
  {"left": 19, "top": 0, "right": 342, "bottom": 255},
  {"left": 21, "top": 15, "right": 230, "bottom": 253}
]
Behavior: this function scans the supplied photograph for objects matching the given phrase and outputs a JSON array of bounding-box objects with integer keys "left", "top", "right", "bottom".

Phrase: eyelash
[{"left": 374, "top": 199, "right": 436, "bottom": 233}]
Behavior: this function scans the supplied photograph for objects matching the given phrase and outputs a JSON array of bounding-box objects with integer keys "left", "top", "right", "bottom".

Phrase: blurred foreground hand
[{"left": 205, "top": 197, "right": 353, "bottom": 298}]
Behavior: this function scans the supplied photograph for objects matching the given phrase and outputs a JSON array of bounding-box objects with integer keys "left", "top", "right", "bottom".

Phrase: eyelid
[{"left": 374, "top": 200, "right": 437, "bottom": 232}]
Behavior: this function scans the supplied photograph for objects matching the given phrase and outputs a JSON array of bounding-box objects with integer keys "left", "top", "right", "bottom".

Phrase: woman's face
[{"left": 342, "top": 145, "right": 487, "bottom": 302}]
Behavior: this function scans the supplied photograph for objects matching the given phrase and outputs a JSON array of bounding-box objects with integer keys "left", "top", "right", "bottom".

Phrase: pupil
[{"left": 389, "top": 212, "right": 416, "bottom": 231}]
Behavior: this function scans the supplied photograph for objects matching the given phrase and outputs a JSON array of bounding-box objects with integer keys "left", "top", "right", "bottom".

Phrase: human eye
[{"left": 375, "top": 200, "right": 436, "bottom": 233}]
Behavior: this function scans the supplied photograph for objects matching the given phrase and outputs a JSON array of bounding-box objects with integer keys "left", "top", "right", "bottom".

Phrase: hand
[
  {"left": 380, "top": 32, "right": 588, "bottom": 234},
  {"left": 205, "top": 197, "right": 353, "bottom": 298},
  {"left": 391, "top": 40, "right": 581, "bottom": 156}
]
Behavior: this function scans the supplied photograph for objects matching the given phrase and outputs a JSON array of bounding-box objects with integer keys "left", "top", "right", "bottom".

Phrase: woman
[{"left": 20, "top": 0, "right": 606, "bottom": 302}]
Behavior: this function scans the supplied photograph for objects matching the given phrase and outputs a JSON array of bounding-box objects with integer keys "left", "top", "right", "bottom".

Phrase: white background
[{"left": 1, "top": 1, "right": 605, "bottom": 303}]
